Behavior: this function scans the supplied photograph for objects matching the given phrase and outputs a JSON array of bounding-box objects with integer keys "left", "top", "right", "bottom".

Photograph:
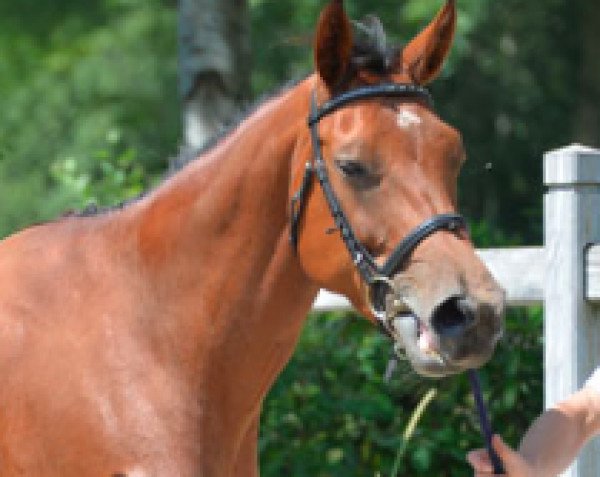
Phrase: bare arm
[
  {"left": 518, "top": 386, "right": 600, "bottom": 476},
  {"left": 468, "top": 386, "right": 600, "bottom": 476}
]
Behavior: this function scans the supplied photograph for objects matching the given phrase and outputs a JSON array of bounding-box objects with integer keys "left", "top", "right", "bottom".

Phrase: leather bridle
[
  {"left": 290, "top": 83, "right": 467, "bottom": 334},
  {"left": 289, "top": 83, "right": 505, "bottom": 474}
]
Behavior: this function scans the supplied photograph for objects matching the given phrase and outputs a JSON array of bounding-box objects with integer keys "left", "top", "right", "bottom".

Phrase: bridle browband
[{"left": 290, "top": 83, "right": 466, "bottom": 330}]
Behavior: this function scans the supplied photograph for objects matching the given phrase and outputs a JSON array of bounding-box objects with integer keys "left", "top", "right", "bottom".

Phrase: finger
[
  {"left": 491, "top": 434, "right": 519, "bottom": 471},
  {"left": 493, "top": 435, "right": 516, "bottom": 459},
  {"left": 467, "top": 449, "right": 493, "bottom": 472}
]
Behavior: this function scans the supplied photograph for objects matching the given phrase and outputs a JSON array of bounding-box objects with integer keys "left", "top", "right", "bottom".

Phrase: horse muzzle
[{"left": 369, "top": 280, "right": 505, "bottom": 378}]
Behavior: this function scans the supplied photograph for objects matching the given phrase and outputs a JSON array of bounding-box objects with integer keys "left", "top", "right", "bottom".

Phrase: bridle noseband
[{"left": 289, "top": 83, "right": 467, "bottom": 334}]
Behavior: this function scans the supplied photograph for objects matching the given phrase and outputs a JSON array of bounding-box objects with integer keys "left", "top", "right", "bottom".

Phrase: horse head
[{"left": 291, "top": 0, "right": 505, "bottom": 377}]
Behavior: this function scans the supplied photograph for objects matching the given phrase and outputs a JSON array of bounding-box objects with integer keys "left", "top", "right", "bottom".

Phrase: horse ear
[
  {"left": 314, "top": 0, "right": 353, "bottom": 92},
  {"left": 400, "top": 0, "right": 456, "bottom": 85}
]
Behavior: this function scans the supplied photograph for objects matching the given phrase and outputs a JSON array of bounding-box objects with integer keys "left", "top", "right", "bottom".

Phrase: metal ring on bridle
[{"left": 366, "top": 276, "right": 396, "bottom": 321}]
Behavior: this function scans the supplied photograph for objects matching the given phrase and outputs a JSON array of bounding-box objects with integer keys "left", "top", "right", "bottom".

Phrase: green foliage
[
  {"left": 0, "top": 0, "right": 178, "bottom": 237},
  {"left": 438, "top": 0, "right": 578, "bottom": 245}
]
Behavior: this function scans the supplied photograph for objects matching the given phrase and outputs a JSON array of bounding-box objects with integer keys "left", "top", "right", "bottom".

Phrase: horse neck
[{"left": 131, "top": 77, "right": 320, "bottom": 387}]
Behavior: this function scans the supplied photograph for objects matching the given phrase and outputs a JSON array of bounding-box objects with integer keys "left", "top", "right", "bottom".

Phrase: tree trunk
[
  {"left": 177, "top": 0, "right": 250, "bottom": 159},
  {"left": 573, "top": 0, "right": 600, "bottom": 147}
]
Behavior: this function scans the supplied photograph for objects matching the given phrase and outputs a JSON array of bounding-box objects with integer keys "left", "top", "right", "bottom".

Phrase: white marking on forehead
[{"left": 396, "top": 108, "right": 422, "bottom": 129}]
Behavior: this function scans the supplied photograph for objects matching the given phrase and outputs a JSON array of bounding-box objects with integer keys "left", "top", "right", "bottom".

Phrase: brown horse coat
[{"left": 0, "top": 1, "right": 504, "bottom": 475}]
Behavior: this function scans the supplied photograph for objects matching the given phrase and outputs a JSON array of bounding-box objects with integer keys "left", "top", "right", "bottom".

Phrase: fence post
[{"left": 544, "top": 144, "right": 600, "bottom": 477}]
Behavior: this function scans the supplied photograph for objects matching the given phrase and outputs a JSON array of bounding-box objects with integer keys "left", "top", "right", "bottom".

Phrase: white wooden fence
[{"left": 313, "top": 144, "right": 600, "bottom": 477}]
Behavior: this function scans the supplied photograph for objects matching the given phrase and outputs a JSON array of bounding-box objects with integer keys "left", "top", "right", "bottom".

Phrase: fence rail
[
  {"left": 314, "top": 243, "right": 600, "bottom": 311},
  {"left": 311, "top": 144, "right": 600, "bottom": 477}
]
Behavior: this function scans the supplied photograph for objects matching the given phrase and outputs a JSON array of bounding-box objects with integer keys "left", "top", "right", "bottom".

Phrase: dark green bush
[{"left": 260, "top": 307, "right": 543, "bottom": 476}]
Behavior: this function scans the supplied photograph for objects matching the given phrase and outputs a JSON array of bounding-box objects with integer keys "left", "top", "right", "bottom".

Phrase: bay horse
[{"left": 0, "top": 1, "right": 504, "bottom": 475}]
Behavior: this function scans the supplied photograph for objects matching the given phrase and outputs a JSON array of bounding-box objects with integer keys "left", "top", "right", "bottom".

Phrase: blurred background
[{"left": 0, "top": 0, "right": 597, "bottom": 474}]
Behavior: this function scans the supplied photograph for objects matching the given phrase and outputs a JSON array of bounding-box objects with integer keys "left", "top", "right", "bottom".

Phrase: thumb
[{"left": 467, "top": 448, "right": 493, "bottom": 472}]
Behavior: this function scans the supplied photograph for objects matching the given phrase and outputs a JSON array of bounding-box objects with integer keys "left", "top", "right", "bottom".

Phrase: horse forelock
[{"left": 351, "top": 15, "right": 403, "bottom": 76}]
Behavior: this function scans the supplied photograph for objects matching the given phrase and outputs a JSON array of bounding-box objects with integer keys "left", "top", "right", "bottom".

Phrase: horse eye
[{"left": 335, "top": 159, "right": 369, "bottom": 178}]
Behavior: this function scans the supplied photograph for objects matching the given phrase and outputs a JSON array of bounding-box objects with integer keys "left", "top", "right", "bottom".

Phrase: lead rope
[
  {"left": 468, "top": 369, "right": 505, "bottom": 474},
  {"left": 386, "top": 358, "right": 504, "bottom": 473}
]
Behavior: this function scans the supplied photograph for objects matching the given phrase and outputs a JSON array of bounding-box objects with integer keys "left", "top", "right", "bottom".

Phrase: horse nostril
[{"left": 431, "top": 296, "right": 475, "bottom": 338}]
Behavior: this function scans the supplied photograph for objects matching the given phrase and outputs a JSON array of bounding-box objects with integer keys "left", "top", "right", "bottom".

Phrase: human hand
[{"left": 466, "top": 435, "right": 537, "bottom": 477}]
